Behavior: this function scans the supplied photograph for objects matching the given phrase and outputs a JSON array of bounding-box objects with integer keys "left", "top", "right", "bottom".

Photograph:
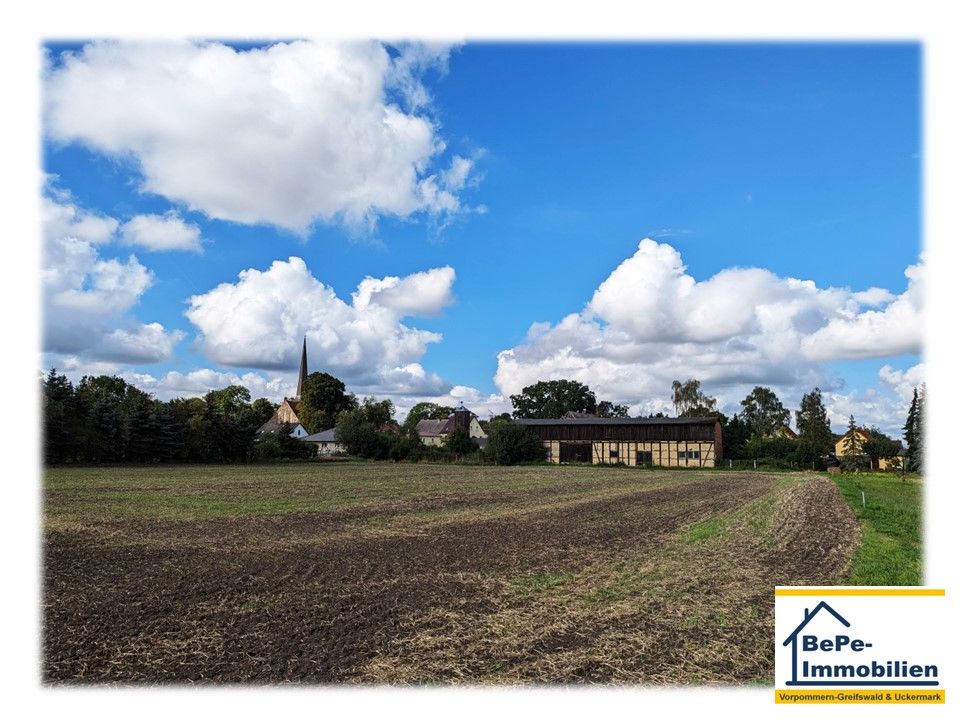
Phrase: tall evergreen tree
[
  {"left": 795, "top": 387, "right": 833, "bottom": 455},
  {"left": 904, "top": 384, "right": 924, "bottom": 473},
  {"left": 841, "top": 414, "right": 867, "bottom": 471},
  {"left": 41, "top": 369, "right": 79, "bottom": 464}
]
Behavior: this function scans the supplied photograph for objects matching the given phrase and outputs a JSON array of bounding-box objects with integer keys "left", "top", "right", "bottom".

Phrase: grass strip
[{"left": 830, "top": 472, "right": 922, "bottom": 585}]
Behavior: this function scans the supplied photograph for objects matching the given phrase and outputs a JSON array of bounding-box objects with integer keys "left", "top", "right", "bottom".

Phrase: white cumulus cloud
[
  {"left": 41, "top": 190, "right": 118, "bottom": 245},
  {"left": 42, "top": 187, "right": 183, "bottom": 364},
  {"left": 185, "top": 256, "right": 457, "bottom": 394},
  {"left": 801, "top": 261, "right": 924, "bottom": 361},
  {"left": 495, "top": 238, "right": 924, "bottom": 429},
  {"left": 45, "top": 40, "right": 480, "bottom": 233},
  {"left": 352, "top": 266, "right": 455, "bottom": 316},
  {"left": 119, "top": 212, "right": 202, "bottom": 252}
]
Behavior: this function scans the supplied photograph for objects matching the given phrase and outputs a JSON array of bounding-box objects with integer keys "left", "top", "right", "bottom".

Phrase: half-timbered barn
[{"left": 517, "top": 416, "right": 723, "bottom": 467}]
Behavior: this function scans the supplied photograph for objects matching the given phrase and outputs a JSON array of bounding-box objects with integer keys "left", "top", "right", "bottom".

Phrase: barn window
[
  {"left": 679, "top": 450, "right": 700, "bottom": 460},
  {"left": 637, "top": 451, "right": 652, "bottom": 464},
  {"left": 609, "top": 448, "right": 619, "bottom": 460}
]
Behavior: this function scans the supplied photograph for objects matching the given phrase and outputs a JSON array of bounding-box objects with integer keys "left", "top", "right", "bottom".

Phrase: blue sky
[{"left": 40, "top": 40, "right": 923, "bottom": 435}]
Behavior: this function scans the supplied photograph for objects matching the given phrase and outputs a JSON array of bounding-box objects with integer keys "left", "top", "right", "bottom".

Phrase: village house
[
  {"left": 835, "top": 426, "right": 903, "bottom": 471},
  {"left": 300, "top": 428, "right": 344, "bottom": 456},
  {"left": 517, "top": 415, "right": 723, "bottom": 467},
  {"left": 415, "top": 403, "right": 488, "bottom": 447}
]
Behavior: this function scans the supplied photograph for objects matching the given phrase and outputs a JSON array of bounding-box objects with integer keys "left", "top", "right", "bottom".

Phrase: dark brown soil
[{"left": 42, "top": 473, "right": 854, "bottom": 684}]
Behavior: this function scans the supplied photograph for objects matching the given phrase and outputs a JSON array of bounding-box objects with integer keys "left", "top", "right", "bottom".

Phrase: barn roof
[
  {"left": 516, "top": 416, "right": 718, "bottom": 426},
  {"left": 415, "top": 418, "right": 455, "bottom": 436},
  {"left": 301, "top": 429, "right": 337, "bottom": 442},
  {"left": 257, "top": 417, "right": 290, "bottom": 434}
]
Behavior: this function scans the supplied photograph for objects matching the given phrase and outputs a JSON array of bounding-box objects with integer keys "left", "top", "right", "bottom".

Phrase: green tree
[
  {"left": 862, "top": 427, "right": 900, "bottom": 471},
  {"left": 119, "top": 385, "right": 159, "bottom": 462},
  {"left": 795, "top": 387, "right": 834, "bottom": 467},
  {"left": 484, "top": 422, "right": 547, "bottom": 465},
  {"left": 479, "top": 412, "right": 512, "bottom": 433},
  {"left": 298, "top": 372, "right": 357, "bottom": 433},
  {"left": 403, "top": 402, "right": 454, "bottom": 432},
  {"left": 250, "top": 398, "right": 277, "bottom": 428},
  {"left": 596, "top": 400, "right": 630, "bottom": 418},
  {"left": 510, "top": 379, "right": 597, "bottom": 419},
  {"left": 904, "top": 385, "right": 924, "bottom": 473},
  {"left": 202, "top": 385, "right": 260, "bottom": 462},
  {"left": 671, "top": 379, "right": 718, "bottom": 417},
  {"left": 720, "top": 413, "right": 750, "bottom": 460},
  {"left": 75, "top": 375, "right": 129, "bottom": 462},
  {"left": 253, "top": 422, "right": 314, "bottom": 461},
  {"left": 42, "top": 369, "right": 82, "bottom": 464},
  {"left": 334, "top": 397, "right": 397, "bottom": 459},
  {"left": 841, "top": 415, "right": 868, "bottom": 471},
  {"left": 739, "top": 386, "right": 790, "bottom": 439},
  {"left": 443, "top": 426, "right": 477, "bottom": 459},
  {"left": 168, "top": 396, "right": 208, "bottom": 462}
]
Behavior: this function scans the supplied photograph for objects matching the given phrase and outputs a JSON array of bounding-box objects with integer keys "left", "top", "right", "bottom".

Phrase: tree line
[
  {"left": 41, "top": 368, "right": 924, "bottom": 471},
  {"left": 40, "top": 369, "right": 550, "bottom": 466},
  {"left": 41, "top": 370, "right": 278, "bottom": 464}
]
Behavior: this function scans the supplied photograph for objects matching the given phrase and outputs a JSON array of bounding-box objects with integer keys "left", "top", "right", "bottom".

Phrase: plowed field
[{"left": 43, "top": 464, "right": 859, "bottom": 684}]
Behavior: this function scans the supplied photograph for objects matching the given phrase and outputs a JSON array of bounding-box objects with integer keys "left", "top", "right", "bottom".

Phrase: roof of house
[
  {"left": 516, "top": 416, "right": 719, "bottom": 426},
  {"left": 257, "top": 418, "right": 305, "bottom": 434},
  {"left": 415, "top": 417, "right": 455, "bottom": 437},
  {"left": 301, "top": 429, "right": 337, "bottom": 443},
  {"left": 839, "top": 427, "right": 902, "bottom": 446}
]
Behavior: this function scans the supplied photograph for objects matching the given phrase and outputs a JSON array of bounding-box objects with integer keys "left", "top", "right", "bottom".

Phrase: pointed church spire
[{"left": 296, "top": 336, "right": 308, "bottom": 399}]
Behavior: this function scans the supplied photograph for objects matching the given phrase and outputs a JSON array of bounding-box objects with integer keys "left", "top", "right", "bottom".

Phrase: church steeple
[{"left": 296, "top": 336, "right": 308, "bottom": 399}]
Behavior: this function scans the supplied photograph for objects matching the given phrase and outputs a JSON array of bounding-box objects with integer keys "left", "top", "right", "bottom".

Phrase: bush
[
  {"left": 485, "top": 422, "right": 547, "bottom": 465},
  {"left": 443, "top": 427, "right": 478, "bottom": 459},
  {"left": 745, "top": 436, "right": 798, "bottom": 463},
  {"left": 253, "top": 427, "right": 314, "bottom": 461}
]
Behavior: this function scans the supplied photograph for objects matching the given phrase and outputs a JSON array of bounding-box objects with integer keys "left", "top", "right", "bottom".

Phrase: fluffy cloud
[
  {"left": 42, "top": 189, "right": 183, "bottom": 364},
  {"left": 122, "top": 368, "right": 290, "bottom": 402},
  {"left": 45, "top": 40, "right": 479, "bottom": 233},
  {"left": 119, "top": 212, "right": 202, "bottom": 252},
  {"left": 41, "top": 190, "right": 117, "bottom": 245},
  {"left": 352, "top": 266, "right": 455, "bottom": 316},
  {"left": 878, "top": 362, "right": 926, "bottom": 404},
  {"left": 185, "top": 257, "right": 457, "bottom": 394},
  {"left": 823, "top": 363, "right": 924, "bottom": 437},
  {"left": 801, "top": 262, "right": 924, "bottom": 360},
  {"left": 495, "top": 238, "right": 924, "bottom": 430}
]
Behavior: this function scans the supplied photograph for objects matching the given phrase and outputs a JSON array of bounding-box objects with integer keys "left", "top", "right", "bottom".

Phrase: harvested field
[{"left": 43, "top": 464, "right": 860, "bottom": 684}]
